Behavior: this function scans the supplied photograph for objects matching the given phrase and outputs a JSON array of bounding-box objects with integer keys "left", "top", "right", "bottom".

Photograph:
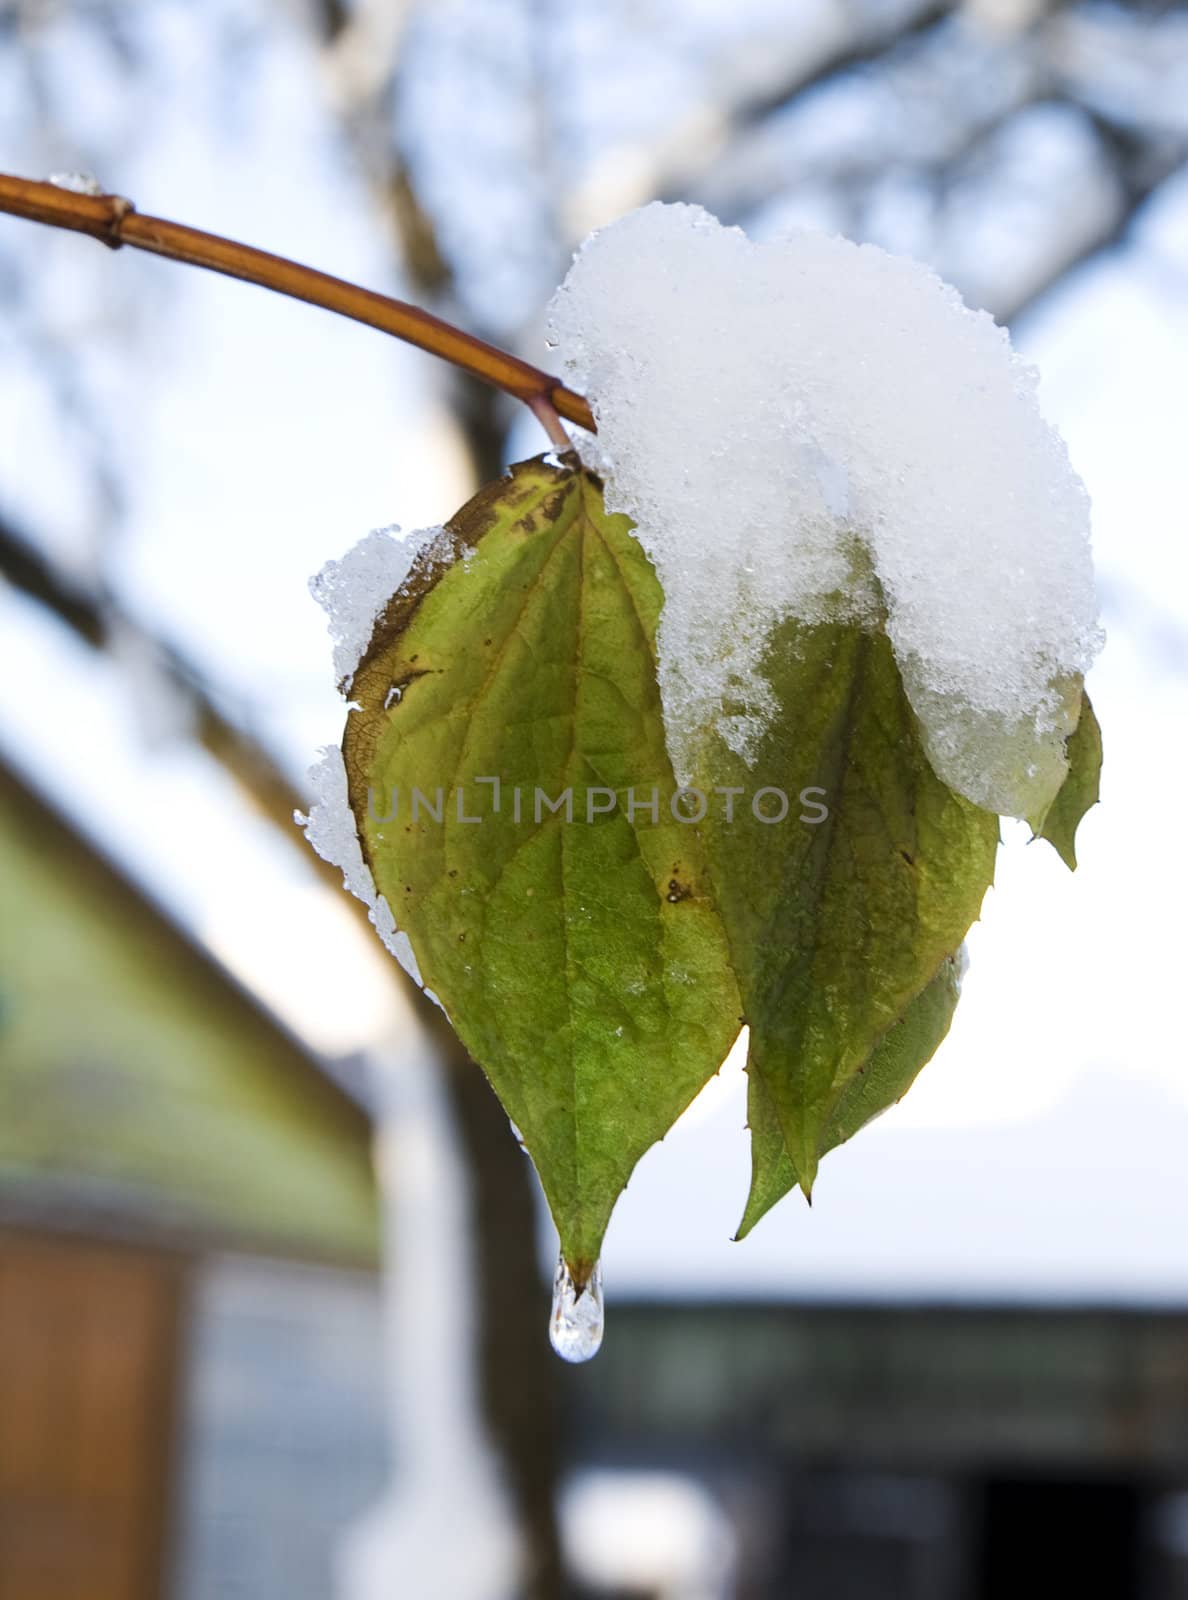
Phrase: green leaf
[
  {"left": 342, "top": 455, "right": 740, "bottom": 1280},
  {"left": 1027, "top": 690, "right": 1102, "bottom": 870},
  {"left": 736, "top": 952, "right": 963, "bottom": 1237},
  {"left": 692, "top": 619, "right": 999, "bottom": 1201},
  {"left": 330, "top": 456, "right": 1090, "bottom": 1268}
]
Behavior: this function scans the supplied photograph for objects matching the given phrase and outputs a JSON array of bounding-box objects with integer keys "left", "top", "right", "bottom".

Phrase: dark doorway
[{"left": 976, "top": 1474, "right": 1146, "bottom": 1600}]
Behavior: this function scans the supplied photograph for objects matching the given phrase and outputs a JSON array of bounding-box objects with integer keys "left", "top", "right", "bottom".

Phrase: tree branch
[
  {"left": 0, "top": 513, "right": 307, "bottom": 845},
  {"left": 0, "top": 172, "right": 595, "bottom": 435},
  {"left": 1002, "top": 141, "right": 1188, "bottom": 326},
  {"left": 731, "top": 0, "right": 958, "bottom": 132}
]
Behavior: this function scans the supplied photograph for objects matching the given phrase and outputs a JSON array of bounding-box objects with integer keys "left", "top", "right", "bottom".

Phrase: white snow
[
  {"left": 47, "top": 170, "right": 105, "bottom": 195},
  {"left": 310, "top": 524, "right": 446, "bottom": 690},
  {"left": 547, "top": 202, "right": 1102, "bottom": 817},
  {"left": 305, "top": 524, "right": 471, "bottom": 993},
  {"left": 298, "top": 745, "right": 425, "bottom": 990}
]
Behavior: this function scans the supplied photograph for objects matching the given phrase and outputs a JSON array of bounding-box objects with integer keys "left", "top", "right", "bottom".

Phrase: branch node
[{"left": 101, "top": 194, "right": 136, "bottom": 251}]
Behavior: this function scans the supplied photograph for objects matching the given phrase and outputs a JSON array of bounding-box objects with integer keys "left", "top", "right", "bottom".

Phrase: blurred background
[{"left": 1, "top": 1, "right": 1187, "bottom": 1596}]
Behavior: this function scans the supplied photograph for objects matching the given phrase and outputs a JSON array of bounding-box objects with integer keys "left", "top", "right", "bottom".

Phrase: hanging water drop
[{"left": 549, "top": 1254, "right": 603, "bottom": 1362}]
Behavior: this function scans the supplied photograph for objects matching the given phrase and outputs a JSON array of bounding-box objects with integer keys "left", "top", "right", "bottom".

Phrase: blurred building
[
  {"left": 560, "top": 1301, "right": 1188, "bottom": 1598},
  {"left": 0, "top": 757, "right": 387, "bottom": 1600}
]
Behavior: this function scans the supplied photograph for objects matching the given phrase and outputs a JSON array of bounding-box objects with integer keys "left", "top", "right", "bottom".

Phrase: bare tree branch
[
  {"left": 1003, "top": 142, "right": 1188, "bottom": 323},
  {"left": 0, "top": 173, "right": 595, "bottom": 434}
]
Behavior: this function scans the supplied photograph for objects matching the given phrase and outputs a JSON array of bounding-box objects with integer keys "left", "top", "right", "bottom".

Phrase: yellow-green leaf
[
  {"left": 693, "top": 619, "right": 999, "bottom": 1201},
  {"left": 1027, "top": 690, "right": 1102, "bottom": 870},
  {"left": 737, "top": 952, "right": 964, "bottom": 1237},
  {"left": 342, "top": 456, "right": 740, "bottom": 1279}
]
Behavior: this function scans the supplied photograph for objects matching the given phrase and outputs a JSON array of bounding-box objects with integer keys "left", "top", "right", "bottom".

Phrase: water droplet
[
  {"left": 549, "top": 1255, "right": 603, "bottom": 1363},
  {"left": 47, "top": 171, "right": 104, "bottom": 196}
]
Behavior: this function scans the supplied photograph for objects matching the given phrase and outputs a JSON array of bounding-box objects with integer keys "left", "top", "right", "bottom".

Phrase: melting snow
[
  {"left": 298, "top": 744, "right": 425, "bottom": 991},
  {"left": 310, "top": 523, "right": 446, "bottom": 691},
  {"left": 547, "top": 201, "right": 1102, "bottom": 817}
]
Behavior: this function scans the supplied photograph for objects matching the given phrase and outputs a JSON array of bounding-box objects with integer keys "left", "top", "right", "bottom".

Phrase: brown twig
[
  {"left": 526, "top": 393, "right": 572, "bottom": 453},
  {"left": 0, "top": 172, "right": 596, "bottom": 435}
]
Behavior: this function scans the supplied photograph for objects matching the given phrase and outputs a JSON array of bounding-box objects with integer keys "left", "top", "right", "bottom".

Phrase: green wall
[{"left": 0, "top": 764, "right": 379, "bottom": 1264}]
